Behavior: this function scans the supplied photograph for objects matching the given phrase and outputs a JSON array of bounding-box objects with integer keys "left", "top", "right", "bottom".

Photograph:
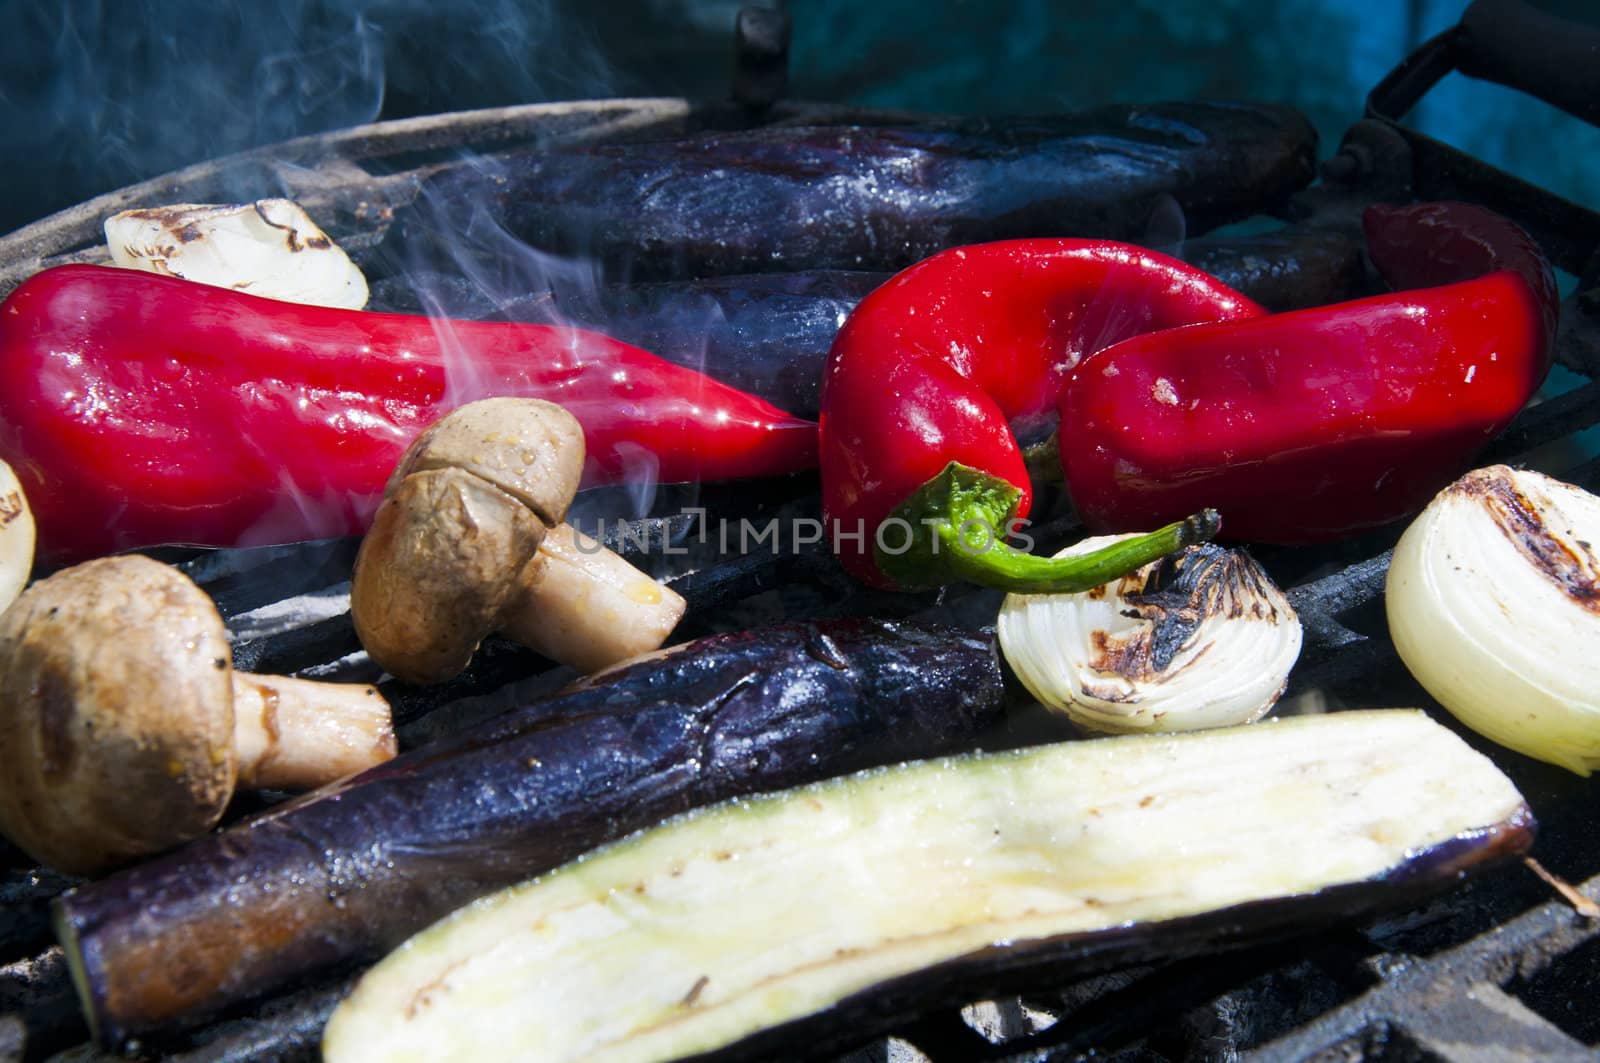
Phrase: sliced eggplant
[
  {"left": 324, "top": 709, "right": 1532, "bottom": 1063},
  {"left": 54, "top": 619, "right": 1004, "bottom": 1048}
]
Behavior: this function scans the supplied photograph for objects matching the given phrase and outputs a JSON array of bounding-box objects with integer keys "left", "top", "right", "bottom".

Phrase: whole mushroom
[
  {"left": 351, "top": 398, "right": 687, "bottom": 684},
  {"left": 0, "top": 555, "right": 396, "bottom": 875}
]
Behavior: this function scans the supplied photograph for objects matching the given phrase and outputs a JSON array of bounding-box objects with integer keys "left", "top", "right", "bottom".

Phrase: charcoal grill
[{"left": 3, "top": 1, "right": 1600, "bottom": 1060}]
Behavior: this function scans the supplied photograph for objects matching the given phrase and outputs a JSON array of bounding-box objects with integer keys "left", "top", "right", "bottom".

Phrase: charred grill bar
[{"left": 3, "top": 0, "right": 1600, "bottom": 1059}]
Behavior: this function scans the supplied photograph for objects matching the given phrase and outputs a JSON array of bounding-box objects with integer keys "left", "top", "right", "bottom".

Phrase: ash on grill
[{"left": 4, "top": 1, "right": 1600, "bottom": 1060}]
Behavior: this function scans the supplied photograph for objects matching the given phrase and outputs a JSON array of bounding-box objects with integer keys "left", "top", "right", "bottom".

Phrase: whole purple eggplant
[
  {"left": 382, "top": 100, "right": 1317, "bottom": 282},
  {"left": 54, "top": 619, "right": 1005, "bottom": 1048}
]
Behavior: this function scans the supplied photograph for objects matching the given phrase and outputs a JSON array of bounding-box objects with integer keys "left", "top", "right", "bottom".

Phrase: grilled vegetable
[
  {"left": 0, "top": 265, "right": 817, "bottom": 564},
  {"left": 997, "top": 540, "right": 1301, "bottom": 733},
  {"left": 53, "top": 619, "right": 1004, "bottom": 1047},
  {"left": 1180, "top": 225, "right": 1364, "bottom": 312},
  {"left": 350, "top": 399, "right": 685, "bottom": 683},
  {"left": 1387, "top": 465, "right": 1600, "bottom": 775},
  {"left": 324, "top": 710, "right": 1532, "bottom": 1063},
  {"left": 1060, "top": 202, "right": 1557, "bottom": 543},
  {"left": 820, "top": 238, "right": 1251, "bottom": 590},
  {"left": 0, "top": 457, "right": 33, "bottom": 614},
  {"left": 369, "top": 229, "right": 1362, "bottom": 423},
  {"left": 104, "top": 200, "right": 369, "bottom": 310},
  {"left": 506, "top": 271, "right": 883, "bottom": 420},
  {"left": 0, "top": 555, "right": 394, "bottom": 875},
  {"left": 385, "top": 101, "right": 1316, "bottom": 280}
]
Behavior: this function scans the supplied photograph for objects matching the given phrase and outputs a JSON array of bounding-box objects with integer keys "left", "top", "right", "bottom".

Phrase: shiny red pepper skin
[
  {"left": 1363, "top": 200, "right": 1559, "bottom": 342},
  {"left": 1059, "top": 203, "right": 1556, "bottom": 543},
  {"left": 0, "top": 265, "right": 818, "bottom": 563},
  {"left": 819, "top": 240, "right": 1263, "bottom": 586}
]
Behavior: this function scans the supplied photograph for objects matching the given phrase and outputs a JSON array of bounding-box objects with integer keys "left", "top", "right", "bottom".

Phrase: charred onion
[
  {"left": 997, "top": 539, "right": 1301, "bottom": 733},
  {"left": 1387, "top": 464, "right": 1600, "bottom": 775},
  {"left": 105, "top": 200, "right": 369, "bottom": 309},
  {"left": 0, "top": 458, "right": 33, "bottom": 614}
]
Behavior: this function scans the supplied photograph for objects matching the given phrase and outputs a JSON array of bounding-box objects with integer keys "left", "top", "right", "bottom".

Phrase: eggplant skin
[
  {"left": 1181, "top": 226, "right": 1366, "bottom": 313},
  {"left": 384, "top": 100, "right": 1316, "bottom": 281},
  {"left": 704, "top": 811, "right": 1535, "bottom": 1063},
  {"left": 52, "top": 619, "right": 1003, "bottom": 1049}
]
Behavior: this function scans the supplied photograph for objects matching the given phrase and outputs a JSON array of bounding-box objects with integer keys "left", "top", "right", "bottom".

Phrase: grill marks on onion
[
  {"left": 999, "top": 539, "right": 1302, "bottom": 733},
  {"left": 1090, "top": 545, "right": 1286, "bottom": 688},
  {"left": 1387, "top": 464, "right": 1600, "bottom": 775},
  {"left": 1452, "top": 466, "right": 1600, "bottom": 612}
]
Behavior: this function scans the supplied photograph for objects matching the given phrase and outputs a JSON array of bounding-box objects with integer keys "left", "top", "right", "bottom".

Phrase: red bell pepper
[
  {"left": 819, "top": 240, "right": 1263, "bottom": 589},
  {"left": 1361, "top": 200, "right": 1559, "bottom": 341},
  {"left": 1058, "top": 201, "right": 1557, "bottom": 543},
  {"left": 0, "top": 265, "right": 818, "bottom": 563}
]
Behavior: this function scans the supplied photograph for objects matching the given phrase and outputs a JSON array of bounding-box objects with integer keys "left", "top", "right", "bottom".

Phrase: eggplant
[
  {"left": 1180, "top": 225, "right": 1366, "bottom": 312},
  {"left": 323, "top": 710, "right": 1533, "bottom": 1063},
  {"left": 382, "top": 100, "right": 1317, "bottom": 282},
  {"left": 368, "top": 225, "right": 1356, "bottom": 422},
  {"left": 52, "top": 619, "right": 1005, "bottom": 1048},
  {"left": 508, "top": 271, "right": 877, "bottom": 420}
]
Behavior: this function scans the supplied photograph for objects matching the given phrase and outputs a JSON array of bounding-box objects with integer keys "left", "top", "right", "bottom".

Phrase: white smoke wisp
[{"left": 1, "top": 0, "right": 625, "bottom": 235}]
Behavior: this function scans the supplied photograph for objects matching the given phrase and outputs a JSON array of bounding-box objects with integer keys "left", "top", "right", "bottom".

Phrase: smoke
[{"left": 0, "top": 0, "right": 633, "bottom": 235}]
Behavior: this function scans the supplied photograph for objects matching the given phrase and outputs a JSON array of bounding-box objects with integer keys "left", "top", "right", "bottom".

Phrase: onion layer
[
  {"left": 1387, "top": 464, "right": 1600, "bottom": 775},
  {"left": 0, "top": 459, "right": 33, "bottom": 614},
  {"left": 105, "top": 200, "right": 368, "bottom": 309},
  {"left": 997, "top": 538, "right": 1301, "bottom": 733}
]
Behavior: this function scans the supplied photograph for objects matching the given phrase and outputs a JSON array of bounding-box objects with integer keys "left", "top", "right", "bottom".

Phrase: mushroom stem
[
  {"left": 231, "top": 674, "right": 397, "bottom": 790},
  {"left": 0, "top": 554, "right": 397, "bottom": 874},
  {"left": 501, "top": 523, "right": 688, "bottom": 674},
  {"left": 350, "top": 399, "right": 687, "bottom": 684}
]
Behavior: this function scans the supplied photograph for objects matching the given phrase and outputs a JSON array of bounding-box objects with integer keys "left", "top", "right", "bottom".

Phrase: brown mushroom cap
[
  {"left": 0, "top": 555, "right": 236, "bottom": 875},
  {"left": 383, "top": 397, "right": 586, "bottom": 525},
  {"left": 352, "top": 399, "right": 586, "bottom": 685},
  {"left": 352, "top": 468, "right": 547, "bottom": 684}
]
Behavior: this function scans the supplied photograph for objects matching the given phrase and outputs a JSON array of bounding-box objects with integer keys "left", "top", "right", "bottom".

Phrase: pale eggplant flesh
[
  {"left": 52, "top": 619, "right": 1005, "bottom": 1049},
  {"left": 324, "top": 709, "right": 1534, "bottom": 1063}
]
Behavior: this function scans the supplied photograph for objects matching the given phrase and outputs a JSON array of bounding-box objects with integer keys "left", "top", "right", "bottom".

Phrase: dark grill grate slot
[
  {"left": 1508, "top": 935, "right": 1600, "bottom": 1047},
  {"left": 1243, "top": 877, "right": 1600, "bottom": 1062}
]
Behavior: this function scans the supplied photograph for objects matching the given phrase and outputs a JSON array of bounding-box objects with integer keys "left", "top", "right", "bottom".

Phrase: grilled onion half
[
  {"left": 998, "top": 538, "right": 1301, "bottom": 733},
  {"left": 1387, "top": 464, "right": 1600, "bottom": 775},
  {"left": 0, "top": 459, "right": 34, "bottom": 614},
  {"left": 105, "top": 200, "right": 368, "bottom": 309}
]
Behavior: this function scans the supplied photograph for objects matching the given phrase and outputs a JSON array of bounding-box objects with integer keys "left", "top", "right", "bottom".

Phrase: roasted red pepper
[
  {"left": 0, "top": 265, "right": 818, "bottom": 563},
  {"left": 819, "top": 240, "right": 1263, "bottom": 589},
  {"left": 1361, "top": 200, "right": 1559, "bottom": 341},
  {"left": 1059, "top": 201, "right": 1557, "bottom": 543}
]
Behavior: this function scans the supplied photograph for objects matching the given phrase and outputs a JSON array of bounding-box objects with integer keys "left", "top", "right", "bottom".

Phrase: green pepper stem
[
  {"left": 938, "top": 508, "right": 1221, "bottom": 594},
  {"left": 873, "top": 460, "right": 1220, "bottom": 592}
]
